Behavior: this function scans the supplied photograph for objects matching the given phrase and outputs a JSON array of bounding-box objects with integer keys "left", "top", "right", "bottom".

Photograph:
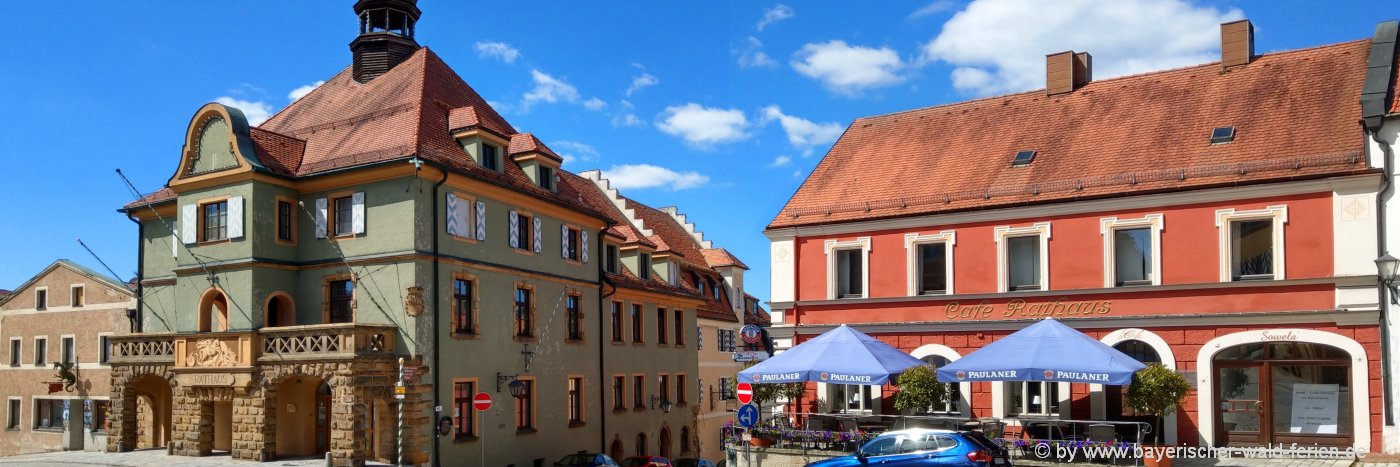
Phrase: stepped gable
[{"left": 771, "top": 40, "right": 1380, "bottom": 229}]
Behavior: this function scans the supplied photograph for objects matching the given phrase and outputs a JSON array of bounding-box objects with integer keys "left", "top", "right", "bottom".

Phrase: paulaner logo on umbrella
[
  {"left": 955, "top": 370, "right": 967, "bottom": 380},
  {"left": 1044, "top": 369, "right": 1056, "bottom": 379},
  {"left": 818, "top": 372, "right": 829, "bottom": 381}
]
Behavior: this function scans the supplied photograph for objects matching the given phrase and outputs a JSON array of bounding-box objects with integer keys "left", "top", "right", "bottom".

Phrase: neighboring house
[
  {"left": 109, "top": 1, "right": 705, "bottom": 465},
  {"left": 575, "top": 171, "right": 755, "bottom": 461},
  {"left": 0, "top": 260, "right": 133, "bottom": 456},
  {"left": 766, "top": 19, "right": 1399, "bottom": 453}
]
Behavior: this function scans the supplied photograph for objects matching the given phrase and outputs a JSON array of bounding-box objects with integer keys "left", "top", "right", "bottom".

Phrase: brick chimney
[
  {"left": 1046, "top": 51, "right": 1092, "bottom": 96},
  {"left": 1221, "top": 19, "right": 1254, "bottom": 68}
]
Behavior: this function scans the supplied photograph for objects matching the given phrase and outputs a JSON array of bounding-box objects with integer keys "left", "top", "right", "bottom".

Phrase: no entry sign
[
  {"left": 472, "top": 392, "right": 493, "bottom": 411},
  {"left": 736, "top": 382, "right": 753, "bottom": 405}
]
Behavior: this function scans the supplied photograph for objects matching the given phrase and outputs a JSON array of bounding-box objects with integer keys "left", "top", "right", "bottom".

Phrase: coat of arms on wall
[
  {"left": 188, "top": 339, "right": 239, "bottom": 367},
  {"left": 405, "top": 286, "right": 424, "bottom": 317}
]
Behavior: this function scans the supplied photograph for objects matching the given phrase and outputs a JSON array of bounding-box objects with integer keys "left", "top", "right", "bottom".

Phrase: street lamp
[
  {"left": 650, "top": 396, "right": 673, "bottom": 413},
  {"left": 508, "top": 379, "right": 528, "bottom": 399},
  {"left": 1377, "top": 253, "right": 1400, "bottom": 304}
]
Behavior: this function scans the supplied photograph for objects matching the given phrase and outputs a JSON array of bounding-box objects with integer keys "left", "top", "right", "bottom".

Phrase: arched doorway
[
  {"left": 1212, "top": 341, "right": 1351, "bottom": 448},
  {"left": 909, "top": 344, "right": 970, "bottom": 418},
  {"left": 1104, "top": 340, "right": 1162, "bottom": 441},
  {"left": 273, "top": 377, "right": 333, "bottom": 458},
  {"left": 264, "top": 293, "right": 294, "bottom": 328},
  {"left": 680, "top": 426, "right": 691, "bottom": 455},
  {"left": 128, "top": 375, "right": 172, "bottom": 450},
  {"left": 610, "top": 438, "right": 624, "bottom": 460},
  {"left": 635, "top": 432, "right": 647, "bottom": 456},
  {"left": 658, "top": 427, "right": 671, "bottom": 458},
  {"left": 198, "top": 288, "right": 229, "bottom": 332}
]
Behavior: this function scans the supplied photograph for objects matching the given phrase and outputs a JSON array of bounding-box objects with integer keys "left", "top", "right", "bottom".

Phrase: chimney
[
  {"left": 351, "top": 0, "right": 422, "bottom": 83},
  {"left": 1046, "top": 51, "right": 1092, "bottom": 96},
  {"left": 1221, "top": 19, "right": 1255, "bottom": 68}
]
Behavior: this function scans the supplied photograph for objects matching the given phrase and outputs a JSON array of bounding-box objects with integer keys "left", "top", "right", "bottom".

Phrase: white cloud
[
  {"left": 791, "top": 40, "right": 907, "bottom": 96},
  {"left": 612, "top": 113, "right": 643, "bottom": 127},
  {"left": 601, "top": 164, "right": 709, "bottom": 190},
  {"left": 761, "top": 105, "right": 844, "bottom": 155},
  {"left": 287, "top": 81, "right": 324, "bottom": 101},
  {"left": 214, "top": 97, "right": 273, "bottom": 126},
  {"left": 769, "top": 155, "right": 792, "bottom": 168},
  {"left": 655, "top": 103, "right": 750, "bottom": 147},
  {"left": 475, "top": 41, "right": 521, "bottom": 64},
  {"left": 522, "top": 70, "right": 580, "bottom": 110},
  {"left": 551, "top": 140, "right": 600, "bottom": 166},
  {"left": 756, "top": 4, "right": 795, "bottom": 31},
  {"left": 583, "top": 97, "right": 606, "bottom": 111},
  {"left": 736, "top": 37, "right": 778, "bottom": 69},
  {"left": 909, "top": 0, "right": 958, "bottom": 19},
  {"left": 626, "top": 73, "right": 659, "bottom": 96},
  {"left": 924, "top": 0, "right": 1243, "bottom": 96}
]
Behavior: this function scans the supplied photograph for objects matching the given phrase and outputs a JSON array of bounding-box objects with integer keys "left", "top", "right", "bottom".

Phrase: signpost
[
  {"left": 732, "top": 351, "right": 769, "bottom": 363},
  {"left": 740, "top": 324, "right": 763, "bottom": 344},
  {"left": 474, "top": 392, "right": 492, "bottom": 466},
  {"left": 735, "top": 382, "right": 754, "bottom": 405},
  {"left": 737, "top": 403, "right": 758, "bottom": 467},
  {"left": 736, "top": 403, "right": 759, "bottom": 428}
]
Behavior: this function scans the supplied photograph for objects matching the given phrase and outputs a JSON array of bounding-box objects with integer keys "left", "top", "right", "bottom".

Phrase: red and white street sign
[
  {"left": 736, "top": 382, "right": 753, "bottom": 405},
  {"left": 472, "top": 392, "right": 493, "bottom": 411}
]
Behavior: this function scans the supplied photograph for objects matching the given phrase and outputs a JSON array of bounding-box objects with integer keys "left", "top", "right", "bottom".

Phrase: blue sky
[{"left": 0, "top": 1, "right": 1391, "bottom": 304}]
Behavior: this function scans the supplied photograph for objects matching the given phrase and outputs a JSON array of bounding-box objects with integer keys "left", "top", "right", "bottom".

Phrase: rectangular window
[
  {"left": 34, "top": 338, "right": 47, "bottom": 366},
  {"left": 332, "top": 196, "right": 354, "bottom": 237},
  {"left": 6, "top": 399, "right": 18, "bottom": 430},
  {"left": 277, "top": 201, "right": 293, "bottom": 241},
  {"left": 1007, "top": 381, "right": 1061, "bottom": 416},
  {"left": 567, "top": 377, "right": 583, "bottom": 425},
  {"left": 718, "top": 329, "right": 736, "bottom": 352},
  {"left": 829, "top": 384, "right": 875, "bottom": 413},
  {"left": 1231, "top": 220, "right": 1274, "bottom": 280},
  {"left": 539, "top": 166, "right": 555, "bottom": 190},
  {"left": 565, "top": 227, "right": 580, "bottom": 261},
  {"left": 514, "top": 287, "right": 533, "bottom": 338},
  {"left": 202, "top": 200, "right": 228, "bottom": 242},
  {"left": 328, "top": 280, "right": 354, "bottom": 323},
  {"left": 514, "top": 212, "right": 531, "bottom": 251},
  {"left": 1006, "top": 236, "right": 1041, "bottom": 291},
  {"left": 610, "top": 300, "right": 621, "bottom": 341},
  {"left": 61, "top": 337, "right": 74, "bottom": 364},
  {"left": 631, "top": 305, "right": 643, "bottom": 343},
  {"left": 916, "top": 243, "right": 948, "bottom": 294},
  {"left": 482, "top": 144, "right": 500, "bottom": 171},
  {"left": 656, "top": 308, "right": 668, "bottom": 344},
  {"left": 35, "top": 289, "right": 46, "bottom": 310},
  {"left": 639, "top": 254, "right": 652, "bottom": 280},
  {"left": 515, "top": 379, "right": 534, "bottom": 432},
  {"left": 612, "top": 376, "right": 626, "bottom": 410},
  {"left": 70, "top": 286, "right": 84, "bottom": 307},
  {"left": 605, "top": 245, "right": 620, "bottom": 274},
  {"left": 566, "top": 296, "right": 581, "bottom": 341},
  {"left": 676, "top": 374, "right": 687, "bottom": 404},
  {"left": 718, "top": 377, "right": 733, "bottom": 400},
  {"left": 659, "top": 375, "right": 670, "bottom": 405},
  {"left": 34, "top": 399, "right": 63, "bottom": 430},
  {"left": 98, "top": 336, "right": 110, "bottom": 365},
  {"left": 836, "top": 249, "right": 863, "bottom": 298},
  {"left": 697, "top": 327, "right": 703, "bottom": 350},
  {"left": 453, "top": 279, "right": 474, "bottom": 335},
  {"left": 633, "top": 375, "right": 646, "bottom": 409},
  {"left": 92, "top": 400, "right": 110, "bottom": 433},
  {"left": 453, "top": 381, "right": 477, "bottom": 439},
  {"left": 8, "top": 339, "right": 19, "bottom": 367},
  {"left": 673, "top": 309, "right": 684, "bottom": 347},
  {"left": 1113, "top": 227, "right": 1153, "bottom": 286}
]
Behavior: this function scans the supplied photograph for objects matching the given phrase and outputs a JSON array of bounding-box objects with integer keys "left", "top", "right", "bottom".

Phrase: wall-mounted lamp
[
  {"left": 1377, "top": 252, "right": 1400, "bottom": 304},
  {"left": 508, "top": 379, "right": 529, "bottom": 400},
  {"left": 496, "top": 372, "right": 519, "bottom": 393},
  {"left": 650, "top": 396, "right": 672, "bottom": 413}
]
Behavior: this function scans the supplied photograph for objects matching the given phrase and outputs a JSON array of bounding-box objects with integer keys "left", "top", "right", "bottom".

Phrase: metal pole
[
  {"left": 397, "top": 357, "right": 404, "bottom": 467},
  {"left": 479, "top": 408, "right": 485, "bottom": 467}
]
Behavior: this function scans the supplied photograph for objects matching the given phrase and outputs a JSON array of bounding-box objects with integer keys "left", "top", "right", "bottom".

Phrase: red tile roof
[
  {"left": 561, "top": 171, "right": 657, "bottom": 248},
  {"left": 770, "top": 40, "right": 1379, "bottom": 229},
  {"left": 508, "top": 133, "right": 562, "bottom": 163},
  {"left": 628, "top": 200, "right": 713, "bottom": 271},
  {"left": 123, "top": 187, "right": 176, "bottom": 210},
  {"left": 701, "top": 248, "right": 748, "bottom": 270}
]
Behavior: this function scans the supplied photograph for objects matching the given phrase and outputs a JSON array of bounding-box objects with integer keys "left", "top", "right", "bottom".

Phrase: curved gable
[{"left": 169, "top": 103, "right": 268, "bottom": 188}]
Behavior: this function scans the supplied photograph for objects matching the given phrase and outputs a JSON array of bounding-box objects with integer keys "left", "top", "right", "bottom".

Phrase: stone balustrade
[
  {"left": 108, "top": 333, "right": 177, "bottom": 364},
  {"left": 258, "top": 323, "right": 398, "bottom": 363},
  {"left": 107, "top": 324, "right": 398, "bottom": 368}
]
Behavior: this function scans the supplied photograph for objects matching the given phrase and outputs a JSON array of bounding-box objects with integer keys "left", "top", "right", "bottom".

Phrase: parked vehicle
[
  {"left": 804, "top": 429, "right": 1012, "bottom": 466},
  {"left": 620, "top": 456, "right": 673, "bottom": 467},
  {"left": 555, "top": 452, "right": 622, "bottom": 467},
  {"left": 672, "top": 458, "right": 717, "bottom": 467}
]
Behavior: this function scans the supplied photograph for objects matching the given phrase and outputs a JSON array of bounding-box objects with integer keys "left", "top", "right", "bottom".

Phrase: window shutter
[
  {"left": 581, "top": 231, "right": 589, "bottom": 263},
  {"left": 170, "top": 222, "right": 179, "bottom": 258},
  {"left": 351, "top": 192, "right": 366, "bottom": 235},
  {"left": 533, "top": 217, "right": 542, "bottom": 253},
  {"left": 181, "top": 204, "right": 197, "bottom": 244},
  {"left": 508, "top": 209, "right": 519, "bottom": 248},
  {"left": 314, "top": 198, "right": 328, "bottom": 238},
  {"left": 561, "top": 224, "right": 570, "bottom": 258},
  {"left": 446, "top": 193, "right": 460, "bottom": 237},
  {"left": 227, "top": 196, "right": 244, "bottom": 239},
  {"left": 475, "top": 201, "right": 486, "bottom": 240}
]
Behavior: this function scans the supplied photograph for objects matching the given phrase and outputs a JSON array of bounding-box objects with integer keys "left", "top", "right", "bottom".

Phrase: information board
[{"left": 1289, "top": 383, "right": 1339, "bottom": 434}]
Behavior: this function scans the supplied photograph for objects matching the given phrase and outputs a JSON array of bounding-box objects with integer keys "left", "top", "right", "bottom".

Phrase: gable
[{"left": 169, "top": 103, "right": 267, "bottom": 188}]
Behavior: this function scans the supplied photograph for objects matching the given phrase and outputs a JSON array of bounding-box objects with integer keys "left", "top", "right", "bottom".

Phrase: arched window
[
  {"left": 1107, "top": 340, "right": 1162, "bottom": 420},
  {"left": 659, "top": 427, "right": 672, "bottom": 457},
  {"left": 680, "top": 426, "right": 691, "bottom": 454},
  {"left": 265, "top": 293, "right": 295, "bottom": 328},
  {"left": 920, "top": 355, "right": 960, "bottom": 414},
  {"left": 198, "top": 288, "right": 229, "bottom": 332},
  {"left": 610, "top": 439, "right": 624, "bottom": 460}
]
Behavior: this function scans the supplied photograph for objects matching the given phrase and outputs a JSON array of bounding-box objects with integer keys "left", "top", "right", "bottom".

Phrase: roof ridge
[
  {"left": 658, "top": 206, "right": 712, "bottom": 249},
  {"left": 578, "top": 170, "right": 654, "bottom": 237}
]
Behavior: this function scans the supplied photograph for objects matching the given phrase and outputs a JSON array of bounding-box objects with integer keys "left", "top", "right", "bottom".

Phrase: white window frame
[
  {"left": 59, "top": 335, "right": 75, "bottom": 365},
  {"left": 5, "top": 396, "right": 19, "bottom": 430},
  {"left": 904, "top": 231, "right": 956, "bottom": 296},
  {"left": 1099, "top": 214, "right": 1164, "bottom": 287},
  {"left": 69, "top": 284, "right": 85, "bottom": 308},
  {"left": 910, "top": 344, "right": 971, "bottom": 417},
  {"left": 824, "top": 237, "right": 871, "bottom": 300},
  {"left": 34, "top": 287, "right": 48, "bottom": 310},
  {"left": 97, "top": 333, "right": 113, "bottom": 366},
  {"left": 816, "top": 383, "right": 881, "bottom": 415},
  {"left": 994, "top": 223, "right": 1051, "bottom": 293},
  {"left": 1214, "top": 205, "right": 1287, "bottom": 282},
  {"left": 8, "top": 337, "right": 20, "bottom": 367},
  {"left": 1000, "top": 381, "right": 1068, "bottom": 417},
  {"left": 33, "top": 337, "right": 47, "bottom": 366}
]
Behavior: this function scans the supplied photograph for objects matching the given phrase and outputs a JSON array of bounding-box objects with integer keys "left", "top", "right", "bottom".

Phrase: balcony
[
  {"left": 258, "top": 323, "right": 397, "bottom": 363},
  {"left": 109, "top": 334, "right": 177, "bottom": 365},
  {"left": 107, "top": 324, "right": 398, "bottom": 367}
]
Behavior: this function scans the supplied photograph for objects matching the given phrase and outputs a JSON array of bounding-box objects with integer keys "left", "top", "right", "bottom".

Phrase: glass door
[{"left": 1217, "top": 364, "right": 1266, "bottom": 446}]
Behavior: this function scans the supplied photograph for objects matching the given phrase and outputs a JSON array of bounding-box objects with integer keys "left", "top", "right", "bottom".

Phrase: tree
[
  {"left": 893, "top": 365, "right": 949, "bottom": 414},
  {"left": 1126, "top": 363, "right": 1191, "bottom": 444}
]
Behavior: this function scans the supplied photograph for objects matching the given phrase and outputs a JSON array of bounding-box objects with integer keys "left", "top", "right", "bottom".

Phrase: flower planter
[
  {"left": 750, "top": 437, "right": 774, "bottom": 447},
  {"left": 1141, "top": 445, "right": 1172, "bottom": 467}
]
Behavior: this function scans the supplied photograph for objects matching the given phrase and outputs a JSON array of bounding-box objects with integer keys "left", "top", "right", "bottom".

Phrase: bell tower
[{"left": 350, "top": 0, "right": 421, "bottom": 83}]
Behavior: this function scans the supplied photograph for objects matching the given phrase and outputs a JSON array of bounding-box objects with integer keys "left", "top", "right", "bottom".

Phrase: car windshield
[{"left": 962, "top": 431, "right": 1002, "bottom": 452}]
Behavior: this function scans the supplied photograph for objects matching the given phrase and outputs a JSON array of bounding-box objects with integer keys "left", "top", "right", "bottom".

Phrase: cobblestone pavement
[{"left": 0, "top": 449, "right": 393, "bottom": 466}]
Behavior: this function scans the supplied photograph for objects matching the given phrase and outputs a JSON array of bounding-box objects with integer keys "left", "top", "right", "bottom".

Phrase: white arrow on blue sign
[{"left": 736, "top": 403, "right": 759, "bottom": 428}]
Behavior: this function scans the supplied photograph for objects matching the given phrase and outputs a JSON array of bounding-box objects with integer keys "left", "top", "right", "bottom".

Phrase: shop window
[
  {"left": 828, "top": 384, "right": 874, "bottom": 414},
  {"left": 566, "top": 296, "right": 582, "bottom": 341},
  {"left": 92, "top": 400, "right": 109, "bottom": 433},
  {"left": 1006, "top": 381, "right": 1061, "bottom": 416},
  {"left": 568, "top": 377, "right": 583, "bottom": 425},
  {"left": 34, "top": 399, "right": 64, "bottom": 430},
  {"left": 328, "top": 280, "right": 354, "bottom": 324},
  {"left": 610, "top": 302, "right": 623, "bottom": 343},
  {"left": 921, "top": 355, "right": 961, "bottom": 414}
]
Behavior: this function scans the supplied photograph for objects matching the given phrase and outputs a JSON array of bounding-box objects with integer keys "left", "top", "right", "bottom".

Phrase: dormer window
[
  {"left": 481, "top": 144, "right": 500, "bottom": 171},
  {"left": 538, "top": 165, "right": 555, "bottom": 190},
  {"left": 639, "top": 254, "right": 652, "bottom": 280}
]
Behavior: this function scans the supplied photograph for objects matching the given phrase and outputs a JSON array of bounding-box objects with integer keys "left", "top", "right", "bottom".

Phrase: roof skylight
[
  {"left": 1210, "top": 126, "right": 1236, "bottom": 144},
  {"left": 1011, "top": 150, "right": 1036, "bottom": 167}
]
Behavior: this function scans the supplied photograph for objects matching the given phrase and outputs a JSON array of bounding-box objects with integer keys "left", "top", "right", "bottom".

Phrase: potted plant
[
  {"left": 892, "top": 364, "right": 950, "bottom": 418},
  {"left": 1126, "top": 363, "right": 1191, "bottom": 467}
]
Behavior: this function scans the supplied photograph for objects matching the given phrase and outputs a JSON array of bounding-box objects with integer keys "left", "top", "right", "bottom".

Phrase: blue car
[{"left": 805, "top": 429, "right": 1011, "bottom": 467}]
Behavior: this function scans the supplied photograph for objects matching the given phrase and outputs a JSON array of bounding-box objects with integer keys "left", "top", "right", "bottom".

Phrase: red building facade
[{"left": 765, "top": 21, "right": 1400, "bottom": 453}]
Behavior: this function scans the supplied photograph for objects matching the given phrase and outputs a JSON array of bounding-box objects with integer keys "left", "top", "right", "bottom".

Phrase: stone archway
[
  {"left": 128, "top": 375, "right": 173, "bottom": 450},
  {"left": 198, "top": 288, "right": 229, "bottom": 332},
  {"left": 264, "top": 292, "right": 295, "bottom": 328},
  {"left": 109, "top": 365, "right": 175, "bottom": 453},
  {"left": 1092, "top": 328, "right": 1178, "bottom": 445},
  {"left": 272, "top": 376, "right": 330, "bottom": 458}
]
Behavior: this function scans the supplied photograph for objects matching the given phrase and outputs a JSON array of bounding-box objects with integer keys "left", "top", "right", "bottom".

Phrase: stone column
[
  {"left": 169, "top": 390, "right": 214, "bottom": 457},
  {"left": 107, "top": 367, "right": 137, "bottom": 452},
  {"left": 330, "top": 371, "right": 368, "bottom": 467},
  {"left": 231, "top": 386, "right": 274, "bottom": 461}
]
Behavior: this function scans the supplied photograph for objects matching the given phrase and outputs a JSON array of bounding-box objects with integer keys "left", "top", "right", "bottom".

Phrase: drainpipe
[
  {"left": 430, "top": 167, "right": 448, "bottom": 466},
  {"left": 1374, "top": 129, "right": 1395, "bottom": 426},
  {"left": 124, "top": 212, "right": 144, "bottom": 332},
  {"left": 600, "top": 239, "right": 616, "bottom": 453}
]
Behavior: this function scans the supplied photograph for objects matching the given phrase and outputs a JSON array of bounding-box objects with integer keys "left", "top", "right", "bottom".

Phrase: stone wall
[{"left": 107, "top": 363, "right": 175, "bottom": 453}]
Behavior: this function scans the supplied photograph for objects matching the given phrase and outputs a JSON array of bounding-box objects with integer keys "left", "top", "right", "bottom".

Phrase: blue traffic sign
[{"left": 736, "top": 403, "right": 759, "bottom": 428}]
